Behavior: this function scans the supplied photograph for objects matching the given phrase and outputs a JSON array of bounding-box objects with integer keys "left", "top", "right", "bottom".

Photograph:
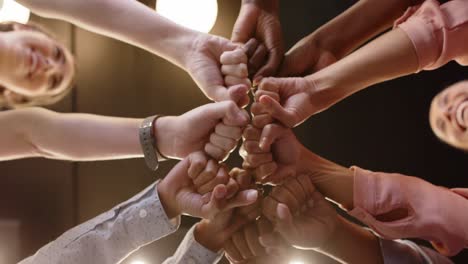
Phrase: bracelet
[{"left": 139, "top": 115, "right": 167, "bottom": 171}]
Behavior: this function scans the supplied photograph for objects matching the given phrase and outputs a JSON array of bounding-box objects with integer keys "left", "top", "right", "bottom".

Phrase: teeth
[{"left": 456, "top": 101, "right": 468, "bottom": 129}]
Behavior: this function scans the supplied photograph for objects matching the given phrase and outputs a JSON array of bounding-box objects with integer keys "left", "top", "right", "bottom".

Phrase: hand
[
  {"left": 224, "top": 217, "right": 291, "bottom": 263},
  {"left": 260, "top": 184, "right": 339, "bottom": 251},
  {"left": 185, "top": 33, "right": 250, "bottom": 103},
  {"left": 157, "top": 152, "right": 258, "bottom": 219},
  {"left": 255, "top": 77, "right": 333, "bottom": 128},
  {"left": 194, "top": 168, "right": 260, "bottom": 252},
  {"left": 155, "top": 101, "right": 249, "bottom": 160},
  {"left": 278, "top": 34, "right": 337, "bottom": 77},
  {"left": 241, "top": 123, "right": 301, "bottom": 183},
  {"left": 231, "top": 0, "right": 284, "bottom": 79}
]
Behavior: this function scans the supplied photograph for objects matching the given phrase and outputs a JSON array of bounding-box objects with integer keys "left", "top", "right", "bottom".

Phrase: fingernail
[
  {"left": 277, "top": 204, "right": 288, "bottom": 220},
  {"left": 246, "top": 190, "right": 258, "bottom": 201}
]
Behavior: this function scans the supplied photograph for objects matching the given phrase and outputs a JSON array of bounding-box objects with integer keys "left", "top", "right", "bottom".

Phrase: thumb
[
  {"left": 258, "top": 95, "right": 296, "bottom": 127},
  {"left": 231, "top": 5, "right": 257, "bottom": 43},
  {"left": 275, "top": 203, "right": 299, "bottom": 239},
  {"left": 226, "top": 189, "right": 259, "bottom": 210},
  {"left": 204, "top": 101, "right": 249, "bottom": 126},
  {"left": 258, "top": 123, "right": 288, "bottom": 151}
]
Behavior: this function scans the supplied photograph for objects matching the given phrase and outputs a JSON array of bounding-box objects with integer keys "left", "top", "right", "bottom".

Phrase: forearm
[
  {"left": 307, "top": 28, "right": 418, "bottom": 110},
  {"left": 315, "top": 216, "right": 383, "bottom": 264},
  {"left": 0, "top": 107, "right": 143, "bottom": 161},
  {"left": 18, "top": 0, "right": 197, "bottom": 68},
  {"left": 311, "top": 0, "right": 420, "bottom": 59},
  {"left": 298, "top": 146, "right": 354, "bottom": 209}
]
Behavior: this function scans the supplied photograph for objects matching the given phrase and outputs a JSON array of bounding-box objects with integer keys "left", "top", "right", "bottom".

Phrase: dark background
[{"left": 0, "top": 0, "right": 467, "bottom": 263}]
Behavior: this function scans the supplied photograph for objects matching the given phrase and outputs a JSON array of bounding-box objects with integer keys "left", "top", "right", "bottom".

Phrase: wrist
[
  {"left": 157, "top": 180, "right": 180, "bottom": 219},
  {"left": 194, "top": 220, "right": 224, "bottom": 252},
  {"left": 298, "top": 147, "right": 354, "bottom": 209},
  {"left": 154, "top": 116, "right": 177, "bottom": 159}
]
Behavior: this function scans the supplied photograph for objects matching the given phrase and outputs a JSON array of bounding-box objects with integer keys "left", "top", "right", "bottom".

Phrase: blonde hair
[{"left": 0, "top": 21, "right": 75, "bottom": 109}]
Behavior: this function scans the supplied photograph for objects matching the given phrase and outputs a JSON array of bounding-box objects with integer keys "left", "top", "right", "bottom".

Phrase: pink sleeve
[
  {"left": 394, "top": 0, "right": 468, "bottom": 71},
  {"left": 348, "top": 166, "right": 468, "bottom": 256}
]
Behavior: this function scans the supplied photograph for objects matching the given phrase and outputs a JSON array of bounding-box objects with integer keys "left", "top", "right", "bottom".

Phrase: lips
[{"left": 456, "top": 101, "right": 468, "bottom": 130}]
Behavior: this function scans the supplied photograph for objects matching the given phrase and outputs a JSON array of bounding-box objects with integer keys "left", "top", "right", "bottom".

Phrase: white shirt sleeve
[
  {"left": 19, "top": 181, "right": 180, "bottom": 264},
  {"left": 163, "top": 224, "right": 224, "bottom": 264}
]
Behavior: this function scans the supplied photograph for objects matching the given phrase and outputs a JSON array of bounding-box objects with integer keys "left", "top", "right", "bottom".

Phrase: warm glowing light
[
  {"left": 0, "top": 0, "right": 30, "bottom": 24},
  {"left": 156, "top": 0, "right": 218, "bottom": 33},
  {"left": 289, "top": 261, "right": 305, "bottom": 264},
  {"left": 131, "top": 261, "right": 145, "bottom": 264}
]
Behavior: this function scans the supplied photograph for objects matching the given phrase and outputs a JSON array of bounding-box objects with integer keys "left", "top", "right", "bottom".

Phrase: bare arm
[
  {"left": 312, "top": 0, "right": 420, "bottom": 60},
  {"left": 0, "top": 107, "right": 143, "bottom": 161},
  {"left": 17, "top": 0, "right": 196, "bottom": 68}
]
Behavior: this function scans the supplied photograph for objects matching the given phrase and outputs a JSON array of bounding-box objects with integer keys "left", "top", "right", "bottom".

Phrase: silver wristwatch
[{"left": 139, "top": 115, "right": 165, "bottom": 171}]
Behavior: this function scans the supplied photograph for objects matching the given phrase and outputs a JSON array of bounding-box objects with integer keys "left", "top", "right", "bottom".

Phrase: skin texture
[
  {"left": 0, "top": 24, "right": 75, "bottom": 97},
  {"left": 0, "top": 102, "right": 248, "bottom": 162},
  {"left": 18, "top": 0, "right": 249, "bottom": 103},
  {"left": 231, "top": 0, "right": 284, "bottom": 79},
  {"left": 429, "top": 81, "right": 468, "bottom": 151}
]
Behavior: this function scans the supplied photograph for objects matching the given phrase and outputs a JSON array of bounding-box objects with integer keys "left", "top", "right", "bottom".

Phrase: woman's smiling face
[
  {"left": 0, "top": 24, "right": 74, "bottom": 98},
  {"left": 430, "top": 81, "right": 468, "bottom": 150}
]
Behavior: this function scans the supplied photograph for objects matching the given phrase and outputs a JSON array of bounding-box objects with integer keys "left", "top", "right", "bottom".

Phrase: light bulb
[
  {"left": 0, "top": 0, "right": 30, "bottom": 24},
  {"left": 156, "top": 0, "right": 218, "bottom": 33}
]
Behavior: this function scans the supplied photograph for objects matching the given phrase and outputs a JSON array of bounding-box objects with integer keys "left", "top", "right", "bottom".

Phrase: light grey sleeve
[
  {"left": 163, "top": 224, "right": 224, "bottom": 264},
  {"left": 380, "top": 239, "right": 454, "bottom": 264},
  {"left": 19, "top": 181, "right": 180, "bottom": 264}
]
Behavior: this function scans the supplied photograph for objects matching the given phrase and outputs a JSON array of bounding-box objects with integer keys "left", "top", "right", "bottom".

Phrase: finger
[
  {"left": 233, "top": 169, "right": 253, "bottom": 190},
  {"left": 221, "top": 49, "right": 248, "bottom": 65},
  {"left": 296, "top": 173, "right": 316, "bottom": 199},
  {"left": 225, "top": 76, "right": 252, "bottom": 89},
  {"left": 262, "top": 196, "right": 280, "bottom": 222},
  {"left": 242, "top": 140, "right": 264, "bottom": 154},
  {"left": 215, "top": 123, "right": 242, "bottom": 140},
  {"left": 275, "top": 203, "right": 295, "bottom": 232},
  {"left": 263, "top": 166, "right": 295, "bottom": 185},
  {"left": 258, "top": 123, "right": 288, "bottom": 151},
  {"left": 198, "top": 166, "right": 230, "bottom": 194},
  {"left": 258, "top": 77, "right": 282, "bottom": 93},
  {"left": 245, "top": 152, "right": 273, "bottom": 168},
  {"left": 210, "top": 133, "right": 238, "bottom": 153},
  {"left": 238, "top": 95, "right": 250, "bottom": 108},
  {"left": 188, "top": 152, "right": 208, "bottom": 179},
  {"left": 244, "top": 223, "right": 266, "bottom": 257},
  {"left": 225, "top": 189, "right": 259, "bottom": 210},
  {"left": 256, "top": 217, "right": 274, "bottom": 235},
  {"left": 231, "top": 6, "right": 257, "bottom": 43},
  {"left": 249, "top": 44, "right": 268, "bottom": 76},
  {"left": 224, "top": 239, "right": 244, "bottom": 263},
  {"left": 258, "top": 232, "right": 284, "bottom": 249},
  {"left": 225, "top": 177, "right": 240, "bottom": 199},
  {"left": 255, "top": 162, "right": 277, "bottom": 182},
  {"left": 254, "top": 90, "right": 280, "bottom": 103},
  {"left": 252, "top": 114, "right": 274, "bottom": 129},
  {"left": 282, "top": 177, "right": 307, "bottom": 204},
  {"left": 242, "top": 38, "right": 259, "bottom": 58},
  {"left": 224, "top": 107, "right": 250, "bottom": 127},
  {"left": 232, "top": 231, "right": 255, "bottom": 259},
  {"left": 205, "top": 142, "right": 228, "bottom": 161},
  {"left": 194, "top": 159, "right": 218, "bottom": 187},
  {"left": 255, "top": 47, "right": 283, "bottom": 79},
  {"left": 227, "top": 84, "right": 250, "bottom": 106},
  {"left": 255, "top": 25, "right": 284, "bottom": 78},
  {"left": 270, "top": 185, "right": 300, "bottom": 213},
  {"left": 222, "top": 64, "right": 249, "bottom": 78},
  {"left": 259, "top": 95, "right": 296, "bottom": 128},
  {"left": 243, "top": 125, "right": 261, "bottom": 141}
]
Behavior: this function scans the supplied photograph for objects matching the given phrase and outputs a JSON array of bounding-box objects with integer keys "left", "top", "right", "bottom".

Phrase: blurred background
[{"left": 0, "top": 0, "right": 466, "bottom": 263}]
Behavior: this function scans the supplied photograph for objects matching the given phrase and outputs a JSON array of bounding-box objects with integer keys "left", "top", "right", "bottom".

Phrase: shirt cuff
[{"left": 170, "top": 224, "right": 224, "bottom": 264}]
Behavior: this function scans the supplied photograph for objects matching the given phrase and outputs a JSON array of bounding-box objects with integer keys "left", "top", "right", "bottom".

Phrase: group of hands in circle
[{"left": 152, "top": 1, "right": 347, "bottom": 263}]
